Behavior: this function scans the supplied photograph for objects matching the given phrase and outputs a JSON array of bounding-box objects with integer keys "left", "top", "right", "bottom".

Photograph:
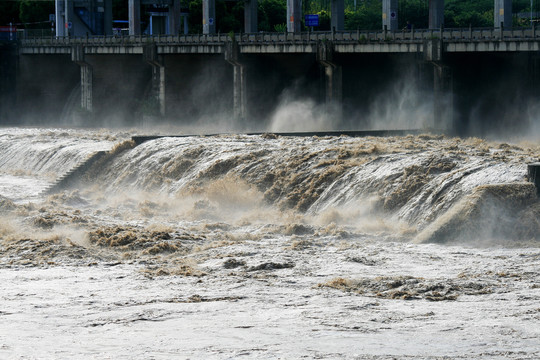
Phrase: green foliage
[
  {"left": 444, "top": 0, "right": 493, "bottom": 27},
  {"left": 6, "top": 0, "right": 540, "bottom": 34},
  {"left": 0, "top": 2, "right": 20, "bottom": 26},
  {"left": 19, "top": 0, "right": 54, "bottom": 29},
  {"left": 344, "top": 1, "right": 381, "bottom": 30},
  {"left": 315, "top": 10, "right": 331, "bottom": 30},
  {"left": 399, "top": 0, "right": 428, "bottom": 29},
  {"left": 259, "top": 0, "right": 287, "bottom": 32},
  {"left": 274, "top": 23, "right": 286, "bottom": 32},
  {"left": 189, "top": 0, "right": 203, "bottom": 33}
]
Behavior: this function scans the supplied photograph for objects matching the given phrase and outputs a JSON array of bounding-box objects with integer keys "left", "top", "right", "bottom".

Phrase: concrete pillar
[
  {"left": 429, "top": 0, "right": 444, "bottom": 29},
  {"left": 287, "top": 0, "right": 302, "bottom": 33},
  {"left": 433, "top": 64, "right": 452, "bottom": 130},
  {"left": 317, "top": 41, "right": 342, "bottom": 119},
  {"left": 169, "top": 0, "right": 182, "bottom": 35},
  {"left": 0, "top": 45, "right": 17, "bottom": 122},
  {"left": 232, "top": 65, "right": 247, "bottom": 121},
  {"left": 203, "top": 0, "right": 216, "bottom": 34},
  {"left": 183, "top": 14, "right": 189, "bottom": 35},
  {"left": 382, "top": 0, "right": 398, "bottom": 31},
  {"left": 144, "top": 44, "right": 165, "bottom": 116},
  {"left": 528, "top": 163, "right": 540, "bottom": 195},
  {"left": 151, "top": 66, "right": 166, "bottom": 116},
  {"left": 103, "top": 0, "right": 113, "bottom": 36},
  {"left": 80, "top": 65, "right": 93, "bottom": 112},
  {"left": 225, "top": 41, "right": 247, "bottom": 121},
  {"left": 72, "top": 46, "right": 93, "bottom": 113},
  {"left": 55, "top": 0, "right": 65, "bottom": 37},
  {"left": 129, "top": 0, "right": 141, "bottom": 36},
  {"left": 494, "top": 0, "right": 512, "bottom": 28},
  {"left": 324, "top": 65, "right": 342, "bottom": 109},
  {"left": 60, "top": 0, "right": 74, "bottom": 37},
  {"left": 331, "top": 0, "right": 344, "bottom": 32},
  {"left": 244, "top": 0, "right": 258, "bottom": 33}
]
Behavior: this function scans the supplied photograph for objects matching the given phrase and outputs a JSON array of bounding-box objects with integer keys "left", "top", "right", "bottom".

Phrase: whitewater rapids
[{"left": 0, "top": 127, "right": 539, "bottom": 359}]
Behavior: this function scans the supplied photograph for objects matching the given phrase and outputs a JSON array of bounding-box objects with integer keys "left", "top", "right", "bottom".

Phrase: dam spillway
[{"left": 5, "top": 28, "right": 540, "bottom": 137}]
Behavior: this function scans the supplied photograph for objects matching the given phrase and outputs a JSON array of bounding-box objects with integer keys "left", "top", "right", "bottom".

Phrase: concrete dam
[{"left": 2, "top": 27, "right": 540, "bottom": 136}]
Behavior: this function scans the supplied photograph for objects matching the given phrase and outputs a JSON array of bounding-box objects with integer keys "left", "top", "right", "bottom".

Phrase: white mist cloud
[
  {"left": 365, "top": 74, "right": 436, "bottom": 131},
  {"left": 268, "top": 85, "right": 340, "bottom": 132}
]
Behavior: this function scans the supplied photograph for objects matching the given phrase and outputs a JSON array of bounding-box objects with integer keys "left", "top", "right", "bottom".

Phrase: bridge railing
[{"left": 18, "top": 26, "right": 540, "bottom": 47}]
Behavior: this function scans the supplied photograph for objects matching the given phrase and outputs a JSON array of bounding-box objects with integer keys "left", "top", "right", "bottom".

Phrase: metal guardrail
[{"left": 18, "top": 27, "right": 540, "bottom": 47}]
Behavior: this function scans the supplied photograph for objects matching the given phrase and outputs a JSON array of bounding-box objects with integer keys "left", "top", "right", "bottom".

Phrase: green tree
[
  {"left": 399, "top": 0, "right": 428, "bottom": 29},
  {"left": 345, "top": 0, "right": 381, "bottom": 30},
  {"left": 188, "top": 0, "right": 203, "bottom": 33},
  {"left": 259, "top": 0, "right": 287, "bottom": 32},
  {"left": 19, "top": 0, "right": 54, "bottom": 29},
  {"left": 0, "top": 2, "right": 20, "bottom": 27}
]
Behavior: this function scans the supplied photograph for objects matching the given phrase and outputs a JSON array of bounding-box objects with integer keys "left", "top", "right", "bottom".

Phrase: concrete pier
[
  {"left": 225, "top": 41, "right": 246, "bottom": 121},
  {"left": 317, "top": 41, "right": 342, "bottom": 119},
  {"left": 528, "top": 163, "right": 540, "bottom": 195},
  {"left": 0, "top": 45, "right": 17, "bottom": 122},
  {"left": 72, "top": 46, "right": 93, "bottom": 112},
  {"left": 424, "top": 37, "right": 452, "bottom": 129},
  {"left": 433, "top": 64, "right": 452, "bottom": 129},
  {"left": 144, "top": 44, "right": 165, "bottom": 116}
]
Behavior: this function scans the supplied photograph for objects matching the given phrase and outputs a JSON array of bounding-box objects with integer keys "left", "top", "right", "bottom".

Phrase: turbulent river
[{"left": 0, "top": 127, "right": 539, "bottom": 359}]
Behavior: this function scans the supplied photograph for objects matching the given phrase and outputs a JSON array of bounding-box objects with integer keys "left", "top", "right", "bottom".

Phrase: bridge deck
[{"left": 18, "top": 27, "right": 540, "bottom": 55}]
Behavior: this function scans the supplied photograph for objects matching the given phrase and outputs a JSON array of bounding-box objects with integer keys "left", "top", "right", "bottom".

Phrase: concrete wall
[
  {"left": 11, "top": 50, "right": 540, "bottom": 136},
  {"left": 338, "top": 53, "right": 430, "bottom": 130},
  {"left": 84, "top": 54, "right": 150, "bottom": 126},
  {"left": 241, "top": 54, "right": 320, "bottom": 129},
  {"left": 16, "top": 55, "right": 80, "bottom": 124},
  {"left": 0, "top": 45, "right": 18, "bottom": 124},
  {"left": 449, "top": 52, "right": 535, "bottom": 137},
  {"left": 164, "top": 55, "right": 232, "bottom": 126}
]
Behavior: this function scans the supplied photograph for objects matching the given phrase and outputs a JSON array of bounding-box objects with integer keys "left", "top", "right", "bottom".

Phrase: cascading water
[
  {"left": 0, "top": 128, "right": 120, "bottom": 200},
  {"left": 0, "top": 127, "right": 539, "bottom": 359},
  {"left": 82, "top": 134, "right": 538, "bottom": 242}
]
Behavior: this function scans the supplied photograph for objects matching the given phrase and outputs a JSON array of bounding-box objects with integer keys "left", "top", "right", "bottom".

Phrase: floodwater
[{"left": 0, "top": 127, "right": 539, "bottom": 359}]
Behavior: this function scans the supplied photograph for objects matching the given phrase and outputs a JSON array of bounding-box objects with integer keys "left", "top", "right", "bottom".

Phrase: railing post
[{"left": 533, "top": 23, "right": 536, "bottom": 38}]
